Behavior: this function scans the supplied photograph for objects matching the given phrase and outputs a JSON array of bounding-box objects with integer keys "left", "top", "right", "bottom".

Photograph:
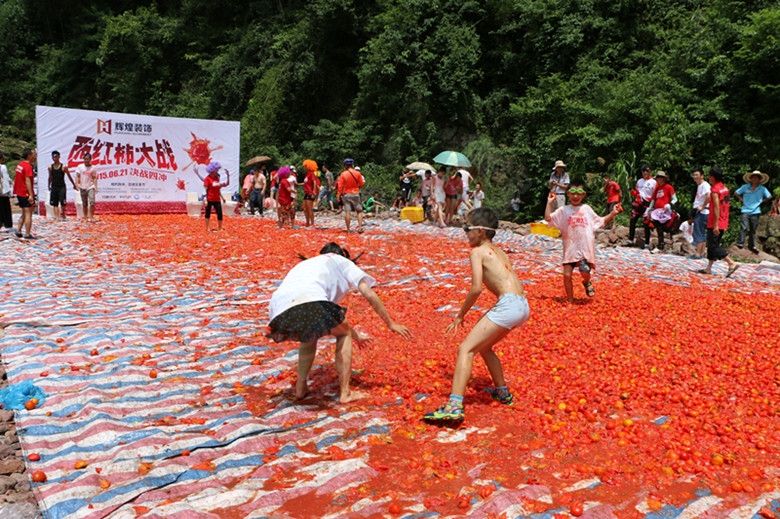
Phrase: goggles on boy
[
  {"left": 463, "top": 225, "right": 496, "bottom": 232},
  {"left": 568, "top": 187, "right": 586, "bottom": 194}
]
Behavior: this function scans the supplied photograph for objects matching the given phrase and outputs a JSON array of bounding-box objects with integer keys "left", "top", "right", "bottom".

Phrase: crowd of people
[
  {"left": 219, "top": 158, "right": 488, "bottom": 233},
  {"left": 547, "top": 159, "right": 775, "bottom": 278}
]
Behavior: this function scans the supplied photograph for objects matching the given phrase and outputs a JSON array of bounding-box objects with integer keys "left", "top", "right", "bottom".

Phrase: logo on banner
[{"left": 97, "top": 119, "right": 112, "bottom": 135}]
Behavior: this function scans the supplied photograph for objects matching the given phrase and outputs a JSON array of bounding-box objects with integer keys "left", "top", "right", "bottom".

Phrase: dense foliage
[{"left": 0, "top": 0, "right": 777, "bottom": 220}]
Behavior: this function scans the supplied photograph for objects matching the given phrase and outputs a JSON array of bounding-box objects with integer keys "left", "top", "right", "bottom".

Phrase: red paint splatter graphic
[
  {"left": 182, "top": 133, "right": 223, "bottom": 170},
  {"left": 176, "top": 179, "right": 186, "bottom": 191}
]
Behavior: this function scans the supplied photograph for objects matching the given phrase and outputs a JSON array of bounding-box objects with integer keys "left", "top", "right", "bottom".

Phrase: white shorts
[{"left": 485, "top": 293, "right": 530, "bottom": 330}]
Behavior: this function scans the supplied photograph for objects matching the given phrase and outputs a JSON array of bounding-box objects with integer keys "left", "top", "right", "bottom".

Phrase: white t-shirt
[
  {"left": 0, "top": 164, "right": 10, "bottom": 196},
  {"left": 287, "top": 176, "right": 297, "bottom": 199},
  {"left": 548, "top": 204, "right": 605, "bottom": 264},
  {"left": 458, "top": 170, "right": 471, "bottom": 197},
  {"left": 693, "top": 181, "right": 711, "bottom": 215},
  {"left": 636, "top": 177, "right": 656, "bottom": 202},
  {"left": 76, "top": 164, "right": 98, "bottom": 190},
  {"left": 268, "top": 254, "right": 375, "bottom": 321},
  {"left": 420, "top": 177, "right": 432, "bottom": 197},
  {"left": 472, "top": 189, "right": 484, "bottom": 208}
]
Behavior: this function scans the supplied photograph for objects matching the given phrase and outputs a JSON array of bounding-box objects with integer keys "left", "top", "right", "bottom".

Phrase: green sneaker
[
  {"left": 424, "top": 403, "right": 464, "bottom": 422},
  {"left": 487, "top": 388, "right": 514, "bottom": 406}
]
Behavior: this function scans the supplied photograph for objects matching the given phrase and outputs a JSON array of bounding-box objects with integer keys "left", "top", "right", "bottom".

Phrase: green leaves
[{"left": 0, "top": 0, "right": 777, "bottom": 215}]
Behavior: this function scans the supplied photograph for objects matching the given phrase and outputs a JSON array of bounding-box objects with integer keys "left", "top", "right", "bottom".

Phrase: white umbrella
[{"left": 406, "top": 161, "right": 435, "bottom": 172}]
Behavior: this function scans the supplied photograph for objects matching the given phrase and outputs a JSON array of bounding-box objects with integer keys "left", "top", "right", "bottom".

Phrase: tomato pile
[{"left": 42, "top": 215, "right": 780, "bottom": 516}]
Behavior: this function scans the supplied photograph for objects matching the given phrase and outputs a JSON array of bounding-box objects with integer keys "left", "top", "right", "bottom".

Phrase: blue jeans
[
  {"left": 693, "top": 211, "right": 708, "bottom": 245},
  {"left": 738, "top": 213, "right": 759, "bottom": 249},
  {"left": 249, "top": 189, "right": 264, "bottom": 215}
]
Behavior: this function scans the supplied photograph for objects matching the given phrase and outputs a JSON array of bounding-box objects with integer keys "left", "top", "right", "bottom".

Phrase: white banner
[{"left": 36, "top": 106, "right": 240, "bottom": 213}]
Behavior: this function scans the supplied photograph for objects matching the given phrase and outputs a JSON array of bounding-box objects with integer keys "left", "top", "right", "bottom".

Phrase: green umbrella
[{"left": 433, "top": 151, "right": 471, "bottom": 168}]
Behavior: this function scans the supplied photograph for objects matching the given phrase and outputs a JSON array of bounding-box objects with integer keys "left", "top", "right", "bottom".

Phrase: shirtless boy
[{"left": 424, "top": 207, "right": 530, "bottom": 422}]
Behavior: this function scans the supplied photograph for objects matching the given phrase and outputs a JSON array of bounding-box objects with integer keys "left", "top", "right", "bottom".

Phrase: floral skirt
[{"left": 267, "top": 301, "right": 347, "bottom": 343}]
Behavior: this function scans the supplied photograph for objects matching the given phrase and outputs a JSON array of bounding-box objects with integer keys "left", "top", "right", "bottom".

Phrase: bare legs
[
  {"left": 450, "top": 317, "right": 512, "bottom": 397},
  {"left": 562, "top": 264, "right": 591, "bottom": 302},
  {"left": 17, "top": 206, "right": 33, "bottom": 236},
  {"left": 303, "top": 199, "right": 315, "bottom": 226},
  {"left": 344, "top": 210, "right": 364, "bottom": 233},
  {"left": 295, "top": 320, "right": 366, "bottom": 403}
]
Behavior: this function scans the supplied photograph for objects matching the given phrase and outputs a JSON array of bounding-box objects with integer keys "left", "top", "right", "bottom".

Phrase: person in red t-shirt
[
  {"left": 302, "top": 159, "right": 320, "bottom": 227},
  {"left": 275, "top": 166, "right": 296, "bottom": 228},
  {"left": 203, "top": 161, "right": 227, "bottom": 231},
  {"left": 444, "top": 170, "right": 463, "bottom": 226},
  {"left": 647, "top": 171, "right": 675, "bottom": 252},
  {"left": 13, "top": 149, "right": 38, "bottom": 239},
  {"left": 602, "top": 175, "right": 622, "bottom": 229},
  {"left": 699, "top": 166, "right": 739, "bottom": 277}
]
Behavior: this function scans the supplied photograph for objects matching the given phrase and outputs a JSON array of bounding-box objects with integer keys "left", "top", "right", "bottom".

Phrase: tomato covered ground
[{"left": 1, "top": 214, "right": 779, "bottom": 519}]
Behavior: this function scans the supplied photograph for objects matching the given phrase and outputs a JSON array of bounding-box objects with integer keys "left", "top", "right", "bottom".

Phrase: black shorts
[
  {"left": 267, "top": 301, "right": 347, "bottom": 343},
  {"left": 50, "top": 186, "right": 67, "bottom": 206},
  {"left": 446, "top": 194, "right": 459, "bottom": 200},
  {"left": 303, "top": 194, "right": 316, "bottom": 201},
  {"left": 17, "top": 196, "right": 33, "bottom": 208}
]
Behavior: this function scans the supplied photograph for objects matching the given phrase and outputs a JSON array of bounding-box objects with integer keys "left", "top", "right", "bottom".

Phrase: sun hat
[
  {"left": 743, "top": 170, "right": 769, "bottom": 185},
  {"left": 206, "top": 161, "right": 221, "bottom": 174},
  {"left": 655, "top": 170, "right": 669, "bottom": 179},
  {"left": 552, "top": 160, "right": 567, "bottom": 170}
]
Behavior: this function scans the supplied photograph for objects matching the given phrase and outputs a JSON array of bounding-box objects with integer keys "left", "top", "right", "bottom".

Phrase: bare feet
[
  {"left": 292, "top": 390, "right": 310, "bottom": 401},
  {"left": 339, "top": 389, "right": 368, "bottom": 403},
  {"left": 295, "top": 381, "right": 309, "bottom": 400}
]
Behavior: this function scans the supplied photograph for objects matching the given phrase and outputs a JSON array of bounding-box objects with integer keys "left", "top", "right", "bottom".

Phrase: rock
[
  {"left": 12, "top": 475, "right": 30, "bottom": 493},
  {"left": 10, "top": 473, "right": 27, "bottom": 486},
  {"left": 0, "top": 459, "right": 24, "bottom": 476},
  {"left": 757, "top": 215, "right": 780, "bottom": 257},
  {"left": 0, "top": 476, "right": 15, "bottom": 493},
  {"left": 0, "top": 411, "right": 13, "bottom": 423},
  {"left": 0, "top": 444, "right": 16, "bottom": 459},
  {"left": 2, "top": 490, "right": 35, "bottom": 504}
]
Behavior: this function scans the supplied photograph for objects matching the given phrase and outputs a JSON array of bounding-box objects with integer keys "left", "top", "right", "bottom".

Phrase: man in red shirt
[
  {"left": 699, "top": 166, "right": 739, "bottom": 277},
  {"left": 336, "top": 158, "right": 365, "bottom": 233},
  {"left": 13, "top": 149, "right": 38, "bottom": 239},
  {"left": 602, "top": 174, "right": 622, "bottom": 229}
]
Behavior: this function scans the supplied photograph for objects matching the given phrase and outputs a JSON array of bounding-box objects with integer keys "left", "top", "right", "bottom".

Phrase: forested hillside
[{"left": 1, "top": 0, "right": 778, "bottom": 219}]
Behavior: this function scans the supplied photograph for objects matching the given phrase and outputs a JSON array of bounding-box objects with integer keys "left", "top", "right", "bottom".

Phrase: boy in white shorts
[{"left": 424, "top": 207, "right": 530, "bottom": 422}]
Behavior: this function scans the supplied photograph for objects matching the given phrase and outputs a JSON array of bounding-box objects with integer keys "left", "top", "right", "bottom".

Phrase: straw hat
[
  {"left": 743, "top": 170, "right": 769, "bottom": 185},
  {"left": 552, "top": 160, "right": 567, "bottom": 170},
  {"left": 655, "top": 170, "right": 669, "bottom": 179}
]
